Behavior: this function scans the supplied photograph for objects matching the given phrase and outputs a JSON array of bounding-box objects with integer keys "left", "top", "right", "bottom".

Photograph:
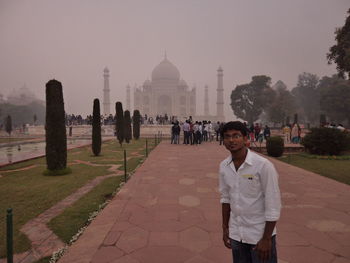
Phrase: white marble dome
[{"left": 151, "top": 57, "right": 180, "bottom": 81}]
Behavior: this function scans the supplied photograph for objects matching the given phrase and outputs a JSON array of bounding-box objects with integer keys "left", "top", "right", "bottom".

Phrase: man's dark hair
[{"left": 221, "top": 121, "right": 248, "bottom": 137}]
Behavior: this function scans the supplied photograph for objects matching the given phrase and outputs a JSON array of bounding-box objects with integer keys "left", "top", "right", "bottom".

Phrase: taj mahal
[{"left": 102, "top": 55, "right": 224, "bottom": 122}]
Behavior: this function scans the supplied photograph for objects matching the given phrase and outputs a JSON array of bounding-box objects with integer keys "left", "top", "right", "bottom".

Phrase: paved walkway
[{"left": 57, "top": 142, "right": 350, "bottom": 263}]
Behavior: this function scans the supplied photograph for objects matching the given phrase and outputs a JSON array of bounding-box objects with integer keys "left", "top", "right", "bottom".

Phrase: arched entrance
[{"left": 157, "top": 95, "right": 172, "bottom": 115}]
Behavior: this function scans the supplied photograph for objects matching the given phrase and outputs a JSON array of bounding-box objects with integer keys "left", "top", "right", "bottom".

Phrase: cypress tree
[
  {"left": 92, "top": 98, "right": 101, "bottom": 156},
  {"left": 124, "top": 110, "right": 132, "bottom": 143},
  {"left": 5, "top": 115, "right": 12, "bottom": 136},
  {"left": 133, "top": 110, "right": 141, "bottom": 140},
  {"left": 45, "top": 79, "right": 67, "bottom": 171},
  {"left": 115, "top": 102, "right": 124, "bottom": 146}
]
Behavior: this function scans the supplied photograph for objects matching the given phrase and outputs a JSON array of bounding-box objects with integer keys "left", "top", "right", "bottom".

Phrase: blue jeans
[{"left": 230, "top": 236, "right": 277, "bottom": 263}]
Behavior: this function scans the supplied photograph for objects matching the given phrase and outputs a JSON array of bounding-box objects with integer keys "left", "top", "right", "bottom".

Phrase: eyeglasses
[{"left": 224, "top": 134, "right": 243, "bottom": 140}]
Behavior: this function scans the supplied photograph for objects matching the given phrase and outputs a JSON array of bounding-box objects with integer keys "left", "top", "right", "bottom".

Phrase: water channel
[{"left": 0, "top": 138, "right": 91, "bottom": 166}]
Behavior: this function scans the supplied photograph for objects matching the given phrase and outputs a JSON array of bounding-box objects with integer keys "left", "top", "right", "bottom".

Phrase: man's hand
[
  {"left": 222, "top": 227, "right": 231, "bottom": 249},
  {"left": 254, "top": 237, "right": 272, "bottom": 262}
]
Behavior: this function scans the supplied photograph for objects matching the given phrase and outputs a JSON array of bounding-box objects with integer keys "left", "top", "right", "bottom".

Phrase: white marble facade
[{"left": 134, "top": 56, "right": 196, "bottom": 118}]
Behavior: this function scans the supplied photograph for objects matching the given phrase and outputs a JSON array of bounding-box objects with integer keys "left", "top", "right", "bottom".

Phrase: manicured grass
[
  {"left": 278, "top": 154, "right": 350, "bottom": 185},
  {"left": 118, "top": 157, "right": 144, "bottom": 173},
  {"left": 0, "top": 137, "right": 37, "bottom": 144},
  {"left": 0, "top": 164, "right": 109, "bottom": 257},
  {"left": 0, "top": 158, "right": 46, "bottom": 171},
  {"left": 48, "top": 176, "right": 122, "bottom": 243},
  {"left": 0, "top": 138, "right": 150, "bottom": 258}
]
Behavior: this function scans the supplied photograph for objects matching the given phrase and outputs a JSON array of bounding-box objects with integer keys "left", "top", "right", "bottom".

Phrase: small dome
[
  {"left": 151, "top": 58, "right": 180, "bottom": 81},
  {"left": 143, "top": 79, "right": 151, "bottom": 86},
  {"left": 104, "top": 67, "right": 109, "bottom": 73}
]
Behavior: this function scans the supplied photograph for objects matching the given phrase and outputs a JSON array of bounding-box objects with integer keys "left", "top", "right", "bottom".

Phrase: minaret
[
  {"left": 204, "top": 85, "right": 209, "bottom": 116},
  {"left": 103, "top": 67, "right": 111, "bottom": 115},
  {"left": 216, "top": 66, "right": 224, "bottom": 121},
  {"left": 126, "top": 84, "right": 131, "bottom": 111}
]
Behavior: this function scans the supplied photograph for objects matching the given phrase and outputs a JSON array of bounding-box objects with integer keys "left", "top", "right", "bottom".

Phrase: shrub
[
  {"left": 92, "top": 98, "right": 101, "bottom": 156},
  {"left": 301, "top": 127, "right": 350, "bottom": 155},
  {"left": 133, "top": 110, "right": 141, "bottom": 140},
  {"left": 45, "top": 79, "right": 67, "bottom": 171},
  {"left": 266, "top": 136, "right": 284, "bottom": 157}
]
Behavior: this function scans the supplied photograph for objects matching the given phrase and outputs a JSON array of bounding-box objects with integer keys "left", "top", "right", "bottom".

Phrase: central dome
[{"left": 151, "top": 57, "right": 180, "bottom": 81}]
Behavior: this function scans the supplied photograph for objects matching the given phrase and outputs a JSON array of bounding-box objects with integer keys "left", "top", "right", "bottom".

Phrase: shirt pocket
[
  {"left": 240, "top": 174, "right": 260, "bottom": 198},
  {"left": 223, "top": 174, "right": 235, "bottom": 189}
]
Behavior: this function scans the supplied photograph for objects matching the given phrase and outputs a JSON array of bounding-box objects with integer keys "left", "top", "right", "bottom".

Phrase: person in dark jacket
[
  {"left": 171, "top": 121, "right": 181, "bottom": 144},
  {"left": 263, "top": 125, "right": 271, "bottom": 141}
]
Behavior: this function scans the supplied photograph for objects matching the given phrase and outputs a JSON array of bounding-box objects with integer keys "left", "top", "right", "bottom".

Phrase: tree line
[
  {"left": 230, "top": 73, "right": 350, "bottom": 127},
  {"left": 231, "top": 9, "right": 350, "bottom": 127}
]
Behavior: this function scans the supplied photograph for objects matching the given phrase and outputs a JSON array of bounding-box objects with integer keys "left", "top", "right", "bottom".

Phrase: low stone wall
[
  {"left": 24, "top": 125, "right": 173, "bottom": 137},
  {"left": 2, "top": 125, "right": 309, "bottom": 139}
]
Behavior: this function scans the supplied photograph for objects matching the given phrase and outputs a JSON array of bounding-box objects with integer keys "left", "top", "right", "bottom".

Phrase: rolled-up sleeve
[
  {"left": 219, "top": 167, "right": 230, "bottom": 204},
  {"left": 260, "top": 161, "right": 281, "bottom": 221}
]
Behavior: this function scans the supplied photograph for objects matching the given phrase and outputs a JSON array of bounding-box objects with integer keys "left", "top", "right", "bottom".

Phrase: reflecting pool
[{"left": 0, "top": 139, "right": 91, "bottom": 166}]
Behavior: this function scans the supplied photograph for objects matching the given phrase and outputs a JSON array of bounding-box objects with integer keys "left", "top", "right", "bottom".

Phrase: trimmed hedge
[
  {"left": 92, "top": 98, "right": 101, "bottom": 156},
  {"left": 301, "top": 127, "right": 350, "bottom": 155},
  {"left": 5, "top": 115, "right": 12, "bottom": 135},
  {"left": 115, "top": 102, "right": 124, "bottom": 146},
  {"left": 45, "top": 79, "right": 67, "bottom": 171},
  {"left": 124, "top": 110, "right": 132, "bottom": 143},
  {"left": 133, "top": 110, "right": 141, "bottom": 140},
  {"left": 266, "top": 136, "right": 284, "bottom": 157}
]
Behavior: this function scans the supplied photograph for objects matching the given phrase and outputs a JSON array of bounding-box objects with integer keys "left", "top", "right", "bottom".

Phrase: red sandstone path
[{"left": 58, "top": 142, "right": 350, "bottom": 263}]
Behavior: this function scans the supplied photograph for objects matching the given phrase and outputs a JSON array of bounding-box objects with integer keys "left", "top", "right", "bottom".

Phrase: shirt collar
[{"left": 225, "top": 148, "right": 253, "bottom": 166}]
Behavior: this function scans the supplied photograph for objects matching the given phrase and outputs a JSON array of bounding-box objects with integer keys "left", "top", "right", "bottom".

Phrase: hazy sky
[{"left": 0, "top": 0, "right": 348, "bottom": 119}]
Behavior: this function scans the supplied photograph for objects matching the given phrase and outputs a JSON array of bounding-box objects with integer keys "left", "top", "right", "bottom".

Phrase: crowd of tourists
[
  {"left": 170, "top": 120, "right": 223, "bottom": 145},
  {"left": 170, "top": 120, "right": 276, "bottom": 145},
  {"left": 142, "top": 114, "right": 177, "bottom": 125},
  {"left": 281, "top": 123, "right": 302, "bottom": 144},
  {"left": 246, "top": 123, "right": 271, "bottom": 143}
]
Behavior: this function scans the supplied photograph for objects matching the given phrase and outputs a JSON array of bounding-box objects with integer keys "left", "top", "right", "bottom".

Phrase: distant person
[
  {"left": 183, "top": 120, "right": 190, "bottom": 144},
  {"left": 208, "top": 121, "right": 213, "bottom": 141},
  {"left": 249, "top": 123, "right": 255, "bottom": 141},
  {"left": 282, "top": 125, "right": 291, "bottom": 144},
  {"left": 291, "top": 123, "right": 299, "bottom": 144},
  {"left": 193, "top": 121, "right": 199, "bottom": 145},
  {"left": 219, "top": 121, "right": 281, "bottom": 263},
  {"left": 215, "top": 121, "right": 220, "bottom": 141},
  {"left": 197, "top": 122, "right": 203, "bottom": 144},
  {"left": 171, "top": 121, "right": 180, "bottom": 144},
  {"left": 263, "top": 125, "right": 271, "bottom": 141},
  {"left": 218, "top": 122, "right": 225, "bottom": 145},
  {"left": 254, "top": 123, "right": 261, "bottom": 141}
]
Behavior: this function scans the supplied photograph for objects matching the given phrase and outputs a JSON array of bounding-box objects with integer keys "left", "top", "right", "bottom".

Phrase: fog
[{"left": 0, "top": 0, "right": 348, "bottom": 120}]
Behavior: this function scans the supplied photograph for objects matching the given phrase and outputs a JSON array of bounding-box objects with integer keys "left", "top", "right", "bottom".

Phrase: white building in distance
[{"left": 134, "top": 55, "right": 196, "bottom": 119}]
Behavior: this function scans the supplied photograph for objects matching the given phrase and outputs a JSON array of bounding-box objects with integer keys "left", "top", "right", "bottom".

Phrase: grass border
[
  {"left": 43, "top": 167, "right": 72, "bottom": 176},
  {"left": 47, "top": 142, "right": 149, "bottom": 263}
]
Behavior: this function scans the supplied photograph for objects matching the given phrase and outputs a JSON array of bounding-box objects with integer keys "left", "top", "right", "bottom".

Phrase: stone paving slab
[{"left": 58, "top": 142, "right": 350, "bottom": 263}]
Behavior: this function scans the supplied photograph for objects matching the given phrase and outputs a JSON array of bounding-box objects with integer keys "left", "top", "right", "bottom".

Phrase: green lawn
[
  {"left": 48, "top": 176, "right": 123, "bottom": 243},
  {"left": 0, "top": 137, "right": 37, "bottom": 144},
  {"left": 278, "top": 153, "right": 350, "bottom": 185},
  {"left": 0, "top": 138, "right": 151, "bottom": 259}
]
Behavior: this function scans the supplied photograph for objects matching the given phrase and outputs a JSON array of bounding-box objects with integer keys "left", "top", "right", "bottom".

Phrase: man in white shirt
[{"left": 219, "top": 121, "right": 281, "bottom": 263}]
